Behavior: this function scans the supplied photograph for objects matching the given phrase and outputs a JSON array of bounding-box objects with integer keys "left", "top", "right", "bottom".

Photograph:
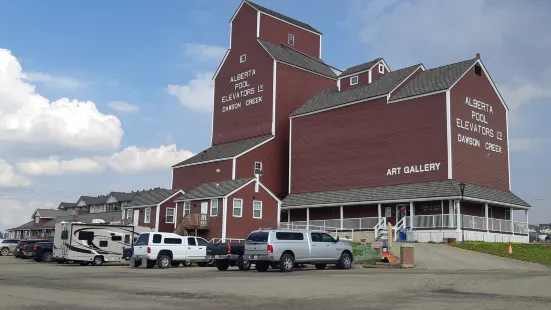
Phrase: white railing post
[
  {"left": 510, "top": 208, "right": 514, "bottom": 235},
  {"left": 409, "top": 201, "right": 414, "bottom": 230},
  {"left": 340, "top": 206, "right": 344, "bottom": 230},
  {"left": 306, "top": 208, "right": 310, "bottom": 230}
]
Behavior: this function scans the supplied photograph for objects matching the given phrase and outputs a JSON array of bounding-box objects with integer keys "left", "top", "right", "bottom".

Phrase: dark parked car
[
  {"left": 14, "top": 240, "right": 29, "bottom": 258},
  {"left": 22, "top": 239, "right": 49, "bottom": 259},
  {"left": 33, "top": 242, "right": 54, "bottom": 262},
  {"left": 122, "top": 247, "right": 133, "bottom": 261},
  {"left": 206, "top": 242, "right": 250, "bottom": 271}
]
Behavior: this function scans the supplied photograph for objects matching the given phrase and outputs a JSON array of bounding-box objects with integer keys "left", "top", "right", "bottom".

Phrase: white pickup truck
[{"left": 132, "top": 232, "right": 211, "bottom": 268}]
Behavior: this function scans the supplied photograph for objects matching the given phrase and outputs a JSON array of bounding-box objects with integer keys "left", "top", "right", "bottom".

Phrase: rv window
[
  {"left": 61, "top": 231, "right": 69, "bottom": 240},
  {"left": 187, "top": 237, "right": 196, "bottom": 246},
  {"left": 164, "top": 238, "right": 182, "bottom": 244},
  {"left": 99, "top": 241, "right": 108, "bottom": 247},
  {"left": 78, "top": 231, "right": 94, "bottom": 241},
  {"left": 111, "top": 235, "right": 122, "bottom": 241},
  {"left": 124, "top": 235, "right": 130, "bottom": 244},
  {"left": 135, "top": 233, "right": 149, "bottom": 246},
  {"left": 152, "top": 234, "right": 162, "bottom": 244}
]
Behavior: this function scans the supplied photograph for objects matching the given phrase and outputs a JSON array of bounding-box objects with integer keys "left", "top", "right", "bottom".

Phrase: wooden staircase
[{"left": 174, "top": 214, "right": 210, "bottom": 236}]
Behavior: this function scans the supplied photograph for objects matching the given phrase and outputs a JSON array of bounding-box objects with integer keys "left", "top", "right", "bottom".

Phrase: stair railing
[
  {"left": 374, "top": 217, "right": 387, "bottom": 239},
  {"left": 393, "top": 217, "right": 406, "bottom": 241}
]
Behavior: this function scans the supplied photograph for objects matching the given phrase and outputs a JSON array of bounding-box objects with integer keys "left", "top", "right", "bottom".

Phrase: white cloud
[
  {"left": 0, "top": 48, "right": 123, "bottom": 152},
  {"left": 167, "top": 72, "right": 214, "bottom": 113},
  {"left": 16, "top": 144, "right": 194, "bottom": 176},
  {"left": 21, "top": 72, "right": 83, "bottom": 90},
  {"left": 182, "top": 43, "right": 227, "bottom": 62},
  {"left": 0, "top": 199, "right": 55, "bottom": 232},
  {"left": 0, "top": 159, "right": 31, "bottom": 187},
  {"left": 107, "top": 100, "right": 140, "bottom": 113}
]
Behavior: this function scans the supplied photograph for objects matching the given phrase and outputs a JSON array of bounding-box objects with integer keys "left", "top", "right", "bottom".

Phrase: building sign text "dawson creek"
[
  {"left": 456, "top": 96, "right": 504, "bottom": 154},
  {"left": 220, "top": 69, "right": 264, "bottom": 113},
  {"left": 387, "top": 162, "right": 441, "bottom": 176}
]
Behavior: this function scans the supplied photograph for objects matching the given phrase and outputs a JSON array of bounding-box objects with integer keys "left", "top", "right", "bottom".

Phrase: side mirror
[{"left": 335, "top": 236, "right": 340, "bottom": 242}]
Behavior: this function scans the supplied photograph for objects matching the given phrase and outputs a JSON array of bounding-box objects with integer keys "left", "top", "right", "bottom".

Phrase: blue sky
[{"left": 0, "top": 0, "right": 550, "bottom": 231}]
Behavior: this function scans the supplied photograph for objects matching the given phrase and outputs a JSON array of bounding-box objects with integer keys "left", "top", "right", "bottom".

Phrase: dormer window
[
  {"left": 240, "top": 54, "right": 246, "bottom": 63},
  {"left": 288, "top": 33, "right": 295, "bottom": 46},
  {"left": 350, "top": 75, "right": 358, "bottom": 86},
  {"left": 378, "top": 63, "right": 385, "bottom": 74},
  {"left": 35, "top": 217, "right": 40, "bottom": 224}
]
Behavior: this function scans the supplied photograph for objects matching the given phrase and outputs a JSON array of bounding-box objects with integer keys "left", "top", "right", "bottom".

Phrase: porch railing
[{"left": 412, "top": 215, "right": 455, "bottom": 228}]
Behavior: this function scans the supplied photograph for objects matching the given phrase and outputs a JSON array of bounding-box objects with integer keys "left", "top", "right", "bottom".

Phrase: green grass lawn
[{"left": 449, "top": 242, "right": 551, "bottom": 267}]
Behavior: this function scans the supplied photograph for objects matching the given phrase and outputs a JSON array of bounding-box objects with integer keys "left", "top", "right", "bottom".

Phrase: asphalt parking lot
[{"left": 0, "top": 255, "right": 550, "bottom": 310}]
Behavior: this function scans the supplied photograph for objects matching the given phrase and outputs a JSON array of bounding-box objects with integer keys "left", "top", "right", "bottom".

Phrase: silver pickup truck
[{"left": 243, "top": 229, "right": 354, "bottom": 272}]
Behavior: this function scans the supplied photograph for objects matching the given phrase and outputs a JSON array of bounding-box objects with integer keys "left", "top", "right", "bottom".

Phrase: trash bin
[{"left": 399, "top": 231, "right": 405, "bottom": 241}]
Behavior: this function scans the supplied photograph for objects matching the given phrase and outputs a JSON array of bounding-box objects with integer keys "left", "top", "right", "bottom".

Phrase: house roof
[
  {"left": 79, "top": 195, "right": 109, "bottom": 206},
  {"left": 291, "top": 64, "right": 422, "bottom": 117},
  {"left": 57, "top": 202, "right": 76, "bottom": 210},
  {"left": 390, "top": 58, "right": 478, "bottom": 101},
  {"left": 258, "top": 40, "right": 337, "bottom": 78},
  {"left": 34, "top": 209, "right": 71, "bottom": 218},
  {"left": 7, "top": 219, "right": 56, "bottom": 231},
  {"left": 176, "top": 178, "right": 255, "bottom": 201},
  {"left": 108, "top": 191, "right": 137, "bottom": 202},
  {"left": 172, "top": 135, "right": 273, "bottom": 167},
  {"left": 282, "top": 180, "right": 530, "bottom": 209},
  {"left": 55, "top": 211, "right": 122, "bottom": 224},
  {"left": 340, "top": 58, "right": 383, "bottom": 77},
  {"left": 244, "top": 1, "right": 322, "bottom": 35},
  {"left": 124, "top": 188, "right": 181, "bottom": 208}
]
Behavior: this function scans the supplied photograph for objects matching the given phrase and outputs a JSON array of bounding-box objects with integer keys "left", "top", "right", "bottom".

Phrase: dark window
[
  {"left": 99, "top": 241, "right": 108, "bottom": 247},
  {"left": 135, "top": 233, "right": 149, "bottom": 246},
  {"left": 311, "top": 233, "right": 321, "bottom": 242},
  {"left": 187, "top": 237, "right": 196, "bottom": 246},
  {"left": 111, "top": 235, "right": 122, "bottom": 241},
  {"left": 276, "top": 232, "right": 304, "bottom": 241},
  {"left": 246, "top": 231, "right": 269, "bottom": 243},
  {"left": 78, "top": 231, "right": 94, "bottom": 241},
  {"left": 152, "top": 234, "right": 162, "bottom": 244},
  {"left": 197, "top": 238, "right": 207, "bottom": 246},
  {"left": 124, "top": 235, "right": 130, "bottom": 244},
  {"left": 320, "top": 233, "right": 335, "bottom": 242},
  {"left": 1, "top": 240, "right": 9, "bottom": 243},
  {"left": 61, "top": 231, "right": 69, "bottom": 240},
  {"left": 475, "top": 65, "right": 482, "bottom": 76},
  {"left": 164, "top": 238, "right": 182, "bottom": 244}
]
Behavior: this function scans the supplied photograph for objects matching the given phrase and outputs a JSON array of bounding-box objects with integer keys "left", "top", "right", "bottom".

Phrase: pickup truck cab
[
  {"left": 132, "top": 232, "right": 210, "bottom": 269},
  {"left": 206, "top": 243, "right": 250, "bottom": 271},
  {"left": 244, "top": 229, "right": 354, "bottom": 272}
]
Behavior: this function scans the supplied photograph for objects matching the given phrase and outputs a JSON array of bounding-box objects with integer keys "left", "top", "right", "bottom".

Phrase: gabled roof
[
  {"left": 244, "top": 1, "right": 322, "bottom": 35},
  {"left": 390, "top": 58, "right": 478, "bottom": 101},
  {"left": 54, "top": 211, "right": 122, "bottom": 225},
  {"left": 282, "top": 180, "right": 530, "bottom": 209},
  {"left": 57, "top": 202, "right": 76, "bottom": 210},
  {"left": 173, "top": 135, "right": 273, "bottom": 168},
  {"left": 176, "top": 178, "right": 255, "bottom": 201},
  {"left": 291, "top": 64, "right": 422, "bottom": 117},
  {"left": 33, "top": 209, "right": 70, "bottom": 219},
  {"left": 78, "top": 195, "right": 109, "bottom": 206},
  {"left": 258, "top": 40, "right": 337, "bottom": 78},
  {"left": 340, "top": 58, "right": 383, "bottom": 77},
  {"left": 108, "top": 191, "right": 136, "bottom": 202},
  {"left": 124, "top": 188, "right": 181, "bottom": 208}
]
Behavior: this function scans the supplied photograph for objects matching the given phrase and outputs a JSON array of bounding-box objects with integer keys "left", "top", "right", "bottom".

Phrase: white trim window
[
  {"left": 240, "top": 54, "right": 246, "bottom": 63},
  {"left": 288, "top": 33, "right": 295, "bottom": 46},
  {"left": 126, "top": 209, "right": 133, "bottom": 220},
  {"left": 254, "top": 161, "right": 262, "bottom": 174},
  {"left": 144, "top": 207, "right": 151, "bottom": 223},
  {"left": 210, "top": 199, "right": 219, "bottom": 217},
  {"left": 350, "top": 75, "right": 358, "bottom": 85},
  {"left": 166, "top": 208, "right": 175, "bottom": 223},
  {"left": 35, "top": 217, "right": 40, "bottom": 224},
  {"left": 233, "top": 199, "right": 243, "bottom": 217},
  {"left": 183, "top": 201, "right": 190, "bottom": 216},
  {"left": 378, "top": 63, "right": 384, "bottom": 74},
  {"left": 253, "top": 200, "right": 262, "bottom": 219}
]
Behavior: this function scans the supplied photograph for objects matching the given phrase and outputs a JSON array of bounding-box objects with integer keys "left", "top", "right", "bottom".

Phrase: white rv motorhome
[{"left": 53, "top": 222, "right": 151, "bottom": 266}]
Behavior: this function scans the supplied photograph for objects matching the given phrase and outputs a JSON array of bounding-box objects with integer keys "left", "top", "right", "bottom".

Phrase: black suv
[
  {"left": 14, "top": 240, "right": 29, "bottom": 258},
  {"left": 21, "top": 240, "right": 49, "bottom": 259},
  {"left": 33, "top": 242, "right": 54, "bottom": 262}
]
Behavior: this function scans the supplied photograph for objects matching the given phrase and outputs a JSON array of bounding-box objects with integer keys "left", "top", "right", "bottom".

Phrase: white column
[
  {"left": 525, "top": 209, "right": 529, "bottom": 233},
  {"left": 306, "top": 208, "right": 310, "bottom": 230},
  {"left": 409, "top": 202, "right": 414, "bottom": 230},
  {"left": 287, "top": 210, "right": 291, "bottom": 223},
  {"left": 485, "top": 203, "right": 489, "bottom": 232},
  {"left": 510, "top": 208, "right": 514, "bottom": 235},
  {"left": 449, "top": 199, "right": 454, "bottom": 227},
  {"left": 455, "top": 200, "right": 462, "bottom": 233},
  {"left": 340, "top": 206, "right": 344, "bottom": 230},
  {"left": 378, "top": 203, "right": 382, "bottom": 220}
]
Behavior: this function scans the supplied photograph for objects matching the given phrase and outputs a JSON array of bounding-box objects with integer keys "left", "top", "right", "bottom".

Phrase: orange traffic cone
[{"left": 508, "top": 244, "right": 513, "bottom": 254}]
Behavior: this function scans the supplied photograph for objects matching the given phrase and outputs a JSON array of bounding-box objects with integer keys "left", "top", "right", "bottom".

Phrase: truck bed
[{"left": 206, "top": 243, "right": 245, "bottom": 257}]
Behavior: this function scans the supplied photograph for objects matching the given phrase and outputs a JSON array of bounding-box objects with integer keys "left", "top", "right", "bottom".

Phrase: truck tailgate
[
  {"left": 244, "top": 242, "right": 269, "bottom": 255},
  {"left": 206, "top": 244, "right": 228, "bottom": 256}
]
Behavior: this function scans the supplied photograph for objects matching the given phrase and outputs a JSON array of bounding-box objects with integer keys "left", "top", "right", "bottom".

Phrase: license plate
[
  {"left": 253, "top": 255, "right": 258, "bottom": 259},
  {"left": 215, "top": 255, "right": 220, "bottom": 258}
]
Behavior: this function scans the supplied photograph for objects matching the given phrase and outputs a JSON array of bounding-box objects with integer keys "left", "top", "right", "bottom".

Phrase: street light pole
[{"left": 459, "top": 182, "right": 466, "bottom": 243}]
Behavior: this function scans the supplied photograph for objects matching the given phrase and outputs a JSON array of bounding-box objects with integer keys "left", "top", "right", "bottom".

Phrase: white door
[
  {"left": 200, "top": 202, "right": 209, "bottom": 226},
  {"left": 185, "top": 237, "right": 201, "bottom": 260},
  {"left": 133, "top": 210, "right": 139, "bottom": 226}
]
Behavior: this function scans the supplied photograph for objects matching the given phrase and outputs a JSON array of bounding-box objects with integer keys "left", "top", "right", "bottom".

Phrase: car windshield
[
  {"left": 246, "top": 231, "right": 269, "bottom": 243},
  {"left": 134, "top": 233, "right": 149, "bottom": 246}
]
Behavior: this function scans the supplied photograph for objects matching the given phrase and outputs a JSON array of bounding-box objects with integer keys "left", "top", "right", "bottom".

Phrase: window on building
[
  {"left": 166, "top": 208, "right": 175, "bottom": 223},
  {"left": 35, "top": 217, "right": 39, "bottom": 224},
  {"left": 350, "top": 75, "right": 358, "bottom": 85},
  {"left": 210, "top": 199, "right": 218, "bottom": 216},
  {"left": 378, "top": 63, "right": 385, "bottom": 74},
  {"left": 475, "top": 65, "right": 482, "bottom": 76},
  {"left": 240, "top": 54, "right": 246, "bottom": 63},
  {"left": 254, "top": 161, "right": 262, "bottom": 174},
  {"left": 126, "top": 209, "right": 133, "bottom": 220},
  {"left": 288, "top": 33, "right": 295, "bottom": 46},
  {"left": 144, "top": 207, "right": 151, "bottom": 223},
  {"left": 233, "top": 199, "right": 243, "bottom": 217},
  {"left": 253, "top": 200, "right": 262, "bottom": 219},
  {"left": 183, "top": 201, "right": 190, "bottom": 216}
]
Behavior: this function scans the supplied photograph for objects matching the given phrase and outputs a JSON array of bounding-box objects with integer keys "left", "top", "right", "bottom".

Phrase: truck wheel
[
  {"left": 255, "top": 262, "right": 270, "bottom": 272},
  {"left": 0, "top": 248, "right": 9, "bottom": 256},
  {"left": 279, "top": 254, "right": 294, "bottom": 272},
  {"left": 133, "top": 260, "right": 141, "bottom": 267},
  {"left": 92, "top": 256, "right": 104, "bottom": 266},
  {"left": 237, "top": 256, "right": 251, "bottom": 271},
  {"left": 146, "top": 260, "right": 156, "bottom": 268},
  {"left": 216, "top": 260, "right": 230, "bottom": 271},
  {"left": 337, "top": 253, "right": 352, "bottom": 269},
  {"left": 315, "top": 264, "right": 327, "bottom": 270},
  {"left": 43, "top": 252, "right": 53, "bottom": 263},
  {"left": 157, "top": 255, "right": 171, "bottom": 269},
  {"left": 57, "top": 259, "right": 65, "bottom": 264},
  {"left": 171, "top": 261, "right": 181, "bottom": 267}
]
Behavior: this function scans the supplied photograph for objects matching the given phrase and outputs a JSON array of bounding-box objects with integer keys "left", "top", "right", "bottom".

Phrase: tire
[
  {"left": 157, "top": 255, "right": 171, "bottom": 269},
  {"left": 133, "top": 260, "right": 141, "bottom": 267},
  {"left": 255, "top": 262, "right": 270, "bottom": 272},
  {"left": 57, "top": 259, "right": 65, "bottom": 264},
  {"left": 197, "top": 262, "right": 208, "bottom": 267},
  {"left": 216, "top": 260, "right": 230, "bottom": 271},
  {"left": 0, "top": 248, "right": 9, "bottom": 256},
  {"left": 237, "top": 256, "right": 251, "bottom": 271},
  {"left": 43, "top": 252, "right": 53, "bottom": 263},
  {"left": 146, "top": 260, "right": 156, "bottom": 268},
  {"left": 171, "top": 261, "right": 181, "bottom": 267},
  {"left": 337, "top": 252, "right": 352, "bottom": 270},
  {"left": 315, "top": 264, "right": 327, "bottom": 270},
  {"left": 279, "top": 254, "right": 294, "bottom": 272},
  {"left": 92, "top": 256, "right": 104, "bottom": 266}
]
